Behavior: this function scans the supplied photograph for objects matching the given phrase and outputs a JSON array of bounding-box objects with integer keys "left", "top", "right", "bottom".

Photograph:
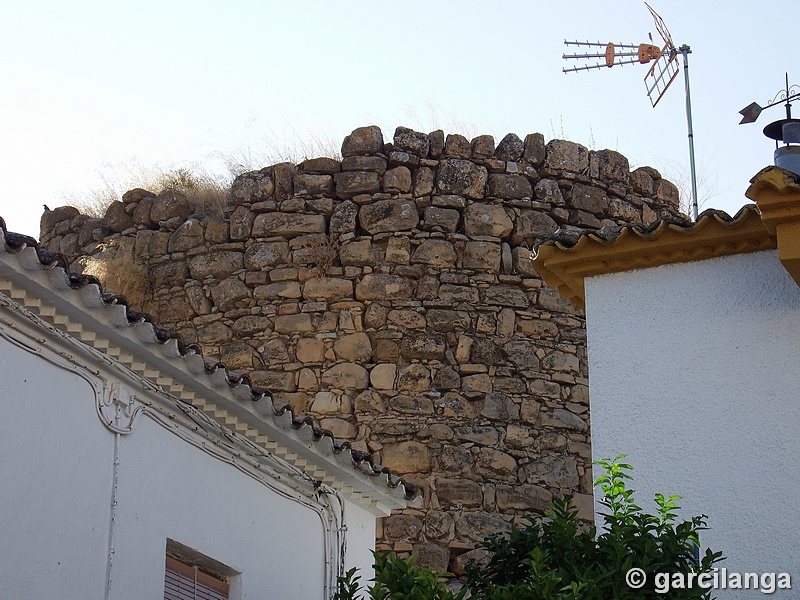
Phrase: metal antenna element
[
  {"left": 562, "top": 41, "right": 662, "bottom": 73},
  {"left": 562, "top": 3, "right": 700, "bottom": 220}
]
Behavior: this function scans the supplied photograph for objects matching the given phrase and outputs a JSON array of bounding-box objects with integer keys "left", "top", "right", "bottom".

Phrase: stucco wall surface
[
  {"left": 0, "top": 334, "right": 369, "bottom": 599},
  {"left": 586, "top": 250, "right": 800, "bottom": 589}
]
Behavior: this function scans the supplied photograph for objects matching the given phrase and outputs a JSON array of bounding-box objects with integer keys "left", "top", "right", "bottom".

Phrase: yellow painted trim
[
  {"left": 531, "top": 205, "right": 775, "bottom": 310},
  {"left": 746, "top": 166, "right": 800, "bottom": 287}
]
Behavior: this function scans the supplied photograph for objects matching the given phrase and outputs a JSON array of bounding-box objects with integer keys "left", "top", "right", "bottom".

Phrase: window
[{"left": 164, "top": 540, "right": 236, "bottom": 600}]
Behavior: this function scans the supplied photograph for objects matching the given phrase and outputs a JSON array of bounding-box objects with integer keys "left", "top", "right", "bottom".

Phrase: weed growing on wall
[{"left": 78, "top": 240, "right": 153, "bottom": 311}]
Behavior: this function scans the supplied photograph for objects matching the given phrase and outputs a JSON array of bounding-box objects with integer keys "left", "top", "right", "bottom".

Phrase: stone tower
[{"left": 40, "top": 125, "right": 684, "bottom": 573}]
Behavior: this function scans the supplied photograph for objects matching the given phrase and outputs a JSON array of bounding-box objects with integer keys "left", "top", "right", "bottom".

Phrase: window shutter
[{"left": 165, "top": 556, "right": 229, "bottom": 600}]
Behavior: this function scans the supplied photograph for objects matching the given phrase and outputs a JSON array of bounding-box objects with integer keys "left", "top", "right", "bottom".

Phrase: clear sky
[{"left": 1, "top": 0, "right": 797, "bottom": 238}]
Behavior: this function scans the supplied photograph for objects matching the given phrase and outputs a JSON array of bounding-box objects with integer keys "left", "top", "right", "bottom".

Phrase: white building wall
[
  {"left": 0, "top": 336, "right": 112, "bottom": 599},
  {"left": 586, "top": 250, "right": 800, "bottom": 588},
  {"left": 0, "top": 331, "right": 375, "bottom": 600}
]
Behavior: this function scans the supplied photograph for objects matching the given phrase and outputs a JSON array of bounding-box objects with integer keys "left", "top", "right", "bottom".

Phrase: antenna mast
[{"left": 563, "top": 3, "right": 700, "bottom": 220}]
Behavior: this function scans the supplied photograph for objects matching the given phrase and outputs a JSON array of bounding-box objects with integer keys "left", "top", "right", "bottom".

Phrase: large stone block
[
  {"left": 321, "top": 363, "right": 369, "bottom": 390},
  {"left": 438, "top": 284, "right": 479, "bottom": 304},
  {"left": 293, "top": 173, "right": 333, "bottom": 197},
  {"left": 209, "top": 278, "right": 251, "bottom": 311},
  {"left": 454, "top": 426, "right": 500, "bottom": 446},
  {"left": 232, "top": 315, "right": 272, "bottom": 336},
  {"left": 487, "top": 174, "right": 532, "bottom": 199},
  {"left": 456, "top": 512, "right": 511, "bottom": 543},
  {"left": 393, "top": 126, "right": 430, "bottom": 157},
  {"left": 436, "top": 478, "right": 483, "bottom": 508},
  {"left": 103, "top": 201, "right": 134, "bottom": 233},
  {"left": 590, "top": 149, "right": 629, "bottom": 182},
  {"left": 463, "top": 241, "right": 501, "bottom": 271},
  {"left": 330, "top": 199, "right": 358, "bottom": 235},
  {"left": 231, "top": 169, "right": 274, "bottom": 205},
  {"left": 333, "top": 332, "right": 373, "bottom": 361},
  {"left": 463, "top": 203, "right": 513, "bottom": 238},
  {"left": 495, "top": 484, "right": 552, "bottom": 511},
  {"left": 523, "top": 455, "right": 580, "bottom": 488},
  {"left": 396, "top": 364, "right": 432, "bottom": 392},
  {"left": 300, "top": 157, "right": 341, "bottom": 174},
  {"left": 384, "top": 514, "right": 423, "bottom": 540},
  {"left": 341, "top": 156, "right": 387, "bottom": 173},
  {"left": 244, "top": 241, "right": 290, "bottom": 270},
  {"left": 479, "top": 393, "right": 520, "bottom": 420},
  {"left": 334, "top": 171, "right": 381, "bottom": 198},
  {"left": 539, "top": 408, "right": 587, "bottom": 431},
  {"left": 495, "top": 133, "right": 524, "bottom": 161},
  {"left": 252, "top": 212, "right": 326, "bottom": 237},
  {"left": 502, "top": 340, "right": 541, "bottom": 370},
  {"left": 483, "top": 285, "right": 530, "bottom": 308},
  {"left": 422, "top": 206, "right": 460, "bottom": 232},
  {"left": 274, "top": 313, "right": 315, "bottom": 334},
  {"left": 249, "top": 370, "right": 296, "bottom": 392},
  {"left": 150, "top": 194, "right": 192, "bottom": 224},
  {"left": 570, "top": 183, "right": 608, "bottom": 214},
  {"left": 381, "top": 441, "right": 430, "bottom": 474},
  {"left": 523, "top": 133, "right": 546, "bottom": 165},
  {"left": 229, "top": 206, "right": 254, "bottom": 240},
  {"left": 511, "top": 210, "right": 559, "bottom": 245},
  {"left": 188, "top": 250, "right": 244, "bottom": 279},
  {"left": 341, "top": 125, "right": 384, "bottom": 157},
  {"left": 541, "top": 350, "right": 580, "bottom": 373},
  {"left": 149, "top": 261, "right": 189, "bottom": 287},
  {"left": 544, "top": 139, "right": 589, "bottom": 173},
  {"left": 400, "top": 331, "right": 447, "bottom": 360},
  {"left": 253, "top": 281, "right": 302, "bottom": 300},
  {"left": 359, "top": 199, "right": 419, "bottom": 234},
  {"left": 355, "top": 273, "right": 414, "bottom": 300},
  {"left": 383, "top": 166, "right": 412, "bottom": 193},
  {"left": 435, "top": 159, "right": 488, "bottom": 199},
  {"left": 470, "top": 134, "right": 495, "bottom": 158},
  {"left": 411, "top": 239, "right": 456, "bottom": 267},
  {"left": 303, "top": 277, "right": 353, "bottom": 301},
  {"left": 426, "top": 309, "right": 470, "bottom": 332},
  {"left": 339, "top": 239, "right": 374, "bottom": 266},
  {"left": 443, "top": 134, "right": 471, "bottom": 159}
]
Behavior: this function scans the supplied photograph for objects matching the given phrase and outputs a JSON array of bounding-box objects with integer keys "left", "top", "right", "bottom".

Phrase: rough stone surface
[
  {"left": 435, "top": 159, "right": 488, "bottom": 199},
  {"left": 463, "top": 203, "right": 513, "bottom": 238},
  {"left": 359, "top": 199, "right": 419, "bottom": 234},
  {"left": 44, "top": 125, "right": 686, "bottom": 572},
  {"left": 342, "top": 125, "right": 384, "bottom": 157}
]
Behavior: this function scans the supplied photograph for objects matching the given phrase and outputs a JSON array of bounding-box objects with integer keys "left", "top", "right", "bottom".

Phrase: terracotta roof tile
[{"left": 532, "top": 205, "right": 776, "bottom": 310}]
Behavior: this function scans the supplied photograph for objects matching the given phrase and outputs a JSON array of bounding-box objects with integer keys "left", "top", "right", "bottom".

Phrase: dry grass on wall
[
  {"left": 61, "top": 162, "right": 234, "bottom": 221},
  {"left": 78, "top": 241, "right": 153, "bottom": 312}
]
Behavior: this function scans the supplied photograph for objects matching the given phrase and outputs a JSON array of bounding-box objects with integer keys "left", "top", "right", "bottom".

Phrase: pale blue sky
[{"left": 1, "top": 0, "right": 796, "bottom": 237}]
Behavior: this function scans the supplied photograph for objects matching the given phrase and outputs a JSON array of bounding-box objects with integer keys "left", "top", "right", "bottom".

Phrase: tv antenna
[{"left": 563, "top": 2, "right": 699, "bottom": 220}]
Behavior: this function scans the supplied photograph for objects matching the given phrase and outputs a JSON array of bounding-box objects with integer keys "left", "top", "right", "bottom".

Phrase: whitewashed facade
[
  {"left": 532, "top": 168, "right": 800, "bottom": 596},
  {"left": 0, "top": 223, "right": 409, "bottom": 599}
]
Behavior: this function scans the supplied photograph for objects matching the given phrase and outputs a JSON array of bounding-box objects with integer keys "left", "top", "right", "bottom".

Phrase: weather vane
[
  {"left": 562, "top": 2, "right": 700, "bottom": 220},
  {"left": 739, "top": 75, "right": 800, "bottom": 176}
]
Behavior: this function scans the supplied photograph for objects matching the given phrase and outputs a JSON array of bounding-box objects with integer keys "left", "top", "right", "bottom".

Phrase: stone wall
[{"left": 40, "top": 125, "right": 683, "bottom": 573}]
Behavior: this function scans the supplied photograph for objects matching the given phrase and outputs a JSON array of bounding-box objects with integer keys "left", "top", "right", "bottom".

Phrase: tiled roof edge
[
  {"left": 531, "top": 205, "right": 776, "bottom": 310},
  {"left": 0, "top": 216, "right": 415, "bottom": 503}
]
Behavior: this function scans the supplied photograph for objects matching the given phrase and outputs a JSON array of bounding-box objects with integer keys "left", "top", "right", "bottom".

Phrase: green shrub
[
  {"left": 336, "top": 456, "right": 724, "bottom": 599},
  {"left": 334, "top": 553, "right": 466, "bottom": 600},
  {"left": 466, "top": 455, "right": 723, "bottom": 599}
]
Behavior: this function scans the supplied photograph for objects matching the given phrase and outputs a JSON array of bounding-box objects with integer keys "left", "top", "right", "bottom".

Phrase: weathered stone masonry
[{"left": 40, "top": 126, "right": 683, "bottom": 573}]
